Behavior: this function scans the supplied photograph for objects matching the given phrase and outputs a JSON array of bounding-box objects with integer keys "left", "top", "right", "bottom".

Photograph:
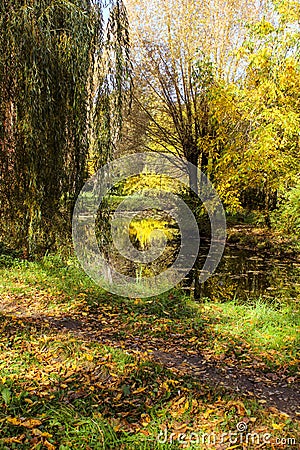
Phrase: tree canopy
[{"left": 121, "top": 0, "right": 300, "bottom": 221}]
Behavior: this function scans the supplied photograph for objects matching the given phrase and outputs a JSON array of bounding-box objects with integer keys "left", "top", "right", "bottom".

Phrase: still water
[{"left": 197, "top": 245, "right": 300, "bottom": 302}]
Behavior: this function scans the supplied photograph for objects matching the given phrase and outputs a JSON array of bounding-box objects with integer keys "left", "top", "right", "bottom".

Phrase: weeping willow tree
[{"left": 0, "top": 0, "right": 130, "bottom": 256}]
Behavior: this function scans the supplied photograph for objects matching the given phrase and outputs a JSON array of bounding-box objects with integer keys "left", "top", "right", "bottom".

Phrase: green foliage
[{"left": 272, "top": 183, "right": 300, "bottom": 236}]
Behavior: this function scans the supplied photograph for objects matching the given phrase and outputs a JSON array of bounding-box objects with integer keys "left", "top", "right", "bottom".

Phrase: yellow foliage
[
  {"left": 123, "top": 173, "right": 181, "bottom": 195},
  {"left": 129, "top": 218, "right": 177, "bottom": 249}
]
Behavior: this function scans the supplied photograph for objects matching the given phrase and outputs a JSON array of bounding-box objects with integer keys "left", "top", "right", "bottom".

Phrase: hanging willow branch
[{"left": 0, "top": 0, "right": 131, "bottom": 256}]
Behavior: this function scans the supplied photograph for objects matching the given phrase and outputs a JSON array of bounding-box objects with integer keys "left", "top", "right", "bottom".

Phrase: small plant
[{"left": 1, "top": 387, "right": 11, "bottom": 406}]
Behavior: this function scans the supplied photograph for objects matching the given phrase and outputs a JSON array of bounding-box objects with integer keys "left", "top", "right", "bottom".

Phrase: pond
[
  {"left": 196, "top": 244, "right": 300, "bottom": 302},
  {"left": 75, "top": 193, "right": 299, "bottom": 302}
]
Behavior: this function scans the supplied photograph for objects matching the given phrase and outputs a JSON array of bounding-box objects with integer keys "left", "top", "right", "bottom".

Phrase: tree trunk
[
  {"left": 187, "top": 150, "right": 199, "bottom": 196},
  {"left": 194, "top": 269, "right": 201, "bottom": 300}
]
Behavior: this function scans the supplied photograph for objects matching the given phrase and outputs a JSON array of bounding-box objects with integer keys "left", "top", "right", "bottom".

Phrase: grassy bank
[{"left": 0, "top": 255, "right": 299, "bottom": 448}]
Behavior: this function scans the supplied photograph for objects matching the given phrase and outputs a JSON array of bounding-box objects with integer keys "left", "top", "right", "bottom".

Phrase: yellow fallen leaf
[
  {"left": 44, "top": 440, "right": 56, "bottom": 450},
  {"left": 183, "top": 400, "right": 189, "bottom": 413},
  {"left": 141, "top": 413, "right": 151, "bottom": 427},
  {"left": 203, "top": 408, "right": 215, "bottom": 419},
  {"left": 162, "top": 381, "right": 170, "bottom": 392},
  {"left": 174, "top": 423, "right": 187, "bottom": 433},
  {"left": 21, "top": 419, "right": 42, "bottom": 429},
  {"left": 3, "top": 434, "right": 25, "bottom": 444},
  {"left": 132, "top": 387, "right": 147, "bottom": 394},
  {"left": 140, "top": 429, "right": 150, "bottom": 436},
  {"left": 272, "top": 422, "right": 286, "bottom": 431},
  {"left": 7, "top": 417, "right": 42, "bottom": 428},
  {"left": 32, "top": 428, "right": 52, "bottom": 438},
  {"left": 226, "top": 400, "right": 246, "bottom": 416},
  {"left": 7, "top": 417, "right": 22, "bottom": 426},
  {"left": 176, "top": 397, "right": 186, "bottom": 406}
]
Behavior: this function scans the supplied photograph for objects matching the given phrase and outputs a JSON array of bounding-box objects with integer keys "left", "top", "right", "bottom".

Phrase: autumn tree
[
  {"left": 123, "top": 0, "right": 270, "bottom": 194},
  {"left": 213, "top": 0, "right": 300, "bottom": 222}
]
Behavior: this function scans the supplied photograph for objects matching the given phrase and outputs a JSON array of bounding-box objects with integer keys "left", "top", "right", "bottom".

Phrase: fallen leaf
[
  {"left": 44, "top": 440, "right": 56, "bottom": 450},
  {"left": 3, "top": 434, "right": 25, "bottom": 444},
  {"left": 7, "top": 417, "right": 22, "bottom": 426},
  {"left": 272, "top": 422, "right": 286, "bottom": 431},
  {"left": 21, "top": 419, "right": 42, "bottom": 429}
]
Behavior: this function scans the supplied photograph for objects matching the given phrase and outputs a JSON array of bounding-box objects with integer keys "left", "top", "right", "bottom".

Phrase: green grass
[
  {"left": 198, "top": 299, "right": 300, "bottom": 371},
  {"left": 0, "top": 254, "right": 299, "bottom": 448},
  {"left": 0, "top": 253, "right": 299, "bottom": 370}
]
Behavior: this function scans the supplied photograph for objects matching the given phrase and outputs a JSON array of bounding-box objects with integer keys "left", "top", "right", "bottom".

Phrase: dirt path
[
  {"left": 1, "top": 296, "right": 299, "bottom": 420},
  {"left": 151, "top": 350, "right": 300, "bottom": 418},
  {"left": 44, "top": 315, "right": 300, "bottom": 419}
]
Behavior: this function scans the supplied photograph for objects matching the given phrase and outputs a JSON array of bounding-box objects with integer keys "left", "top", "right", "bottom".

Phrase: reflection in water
[{"left": 196, "top": 246, "right": 300, "bottom": 302}]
